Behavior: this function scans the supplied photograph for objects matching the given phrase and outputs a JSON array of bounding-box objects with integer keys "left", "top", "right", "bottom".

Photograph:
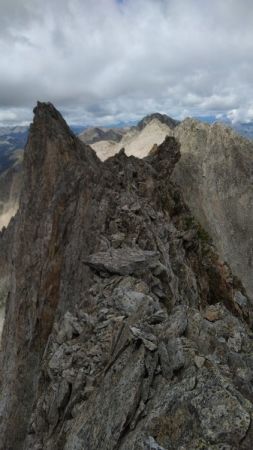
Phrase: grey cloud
[{"left": 0, "top": 0, "right": 253, "bottom": 125}]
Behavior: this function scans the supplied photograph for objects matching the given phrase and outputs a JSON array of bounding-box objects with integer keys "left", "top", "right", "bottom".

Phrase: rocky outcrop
[
  {"left": 0, "top": 103, "right": 253, "bottom": 450},
  {"left": 92, "top": 117, "right": 253, "bottom": 300}
]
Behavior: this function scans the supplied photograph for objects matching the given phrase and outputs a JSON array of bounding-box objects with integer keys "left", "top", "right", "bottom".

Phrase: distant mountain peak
[
  {"left": 79, "top": 127, "right": 126, "bottom": 145},
  {"left": 137, "top": 112, "right": 180, "bottom": 131}
]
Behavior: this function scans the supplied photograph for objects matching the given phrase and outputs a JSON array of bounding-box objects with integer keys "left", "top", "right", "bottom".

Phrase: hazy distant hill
[
  {"left": 232, "top": 122, "right": 253, "bottom": 140},
  {"left": 0, "top": 126, "right": 27, "bottom": 173},
  {"left": 79, "top": 126, "right": 128, "bottom": 145},
  {"left": 0, "top": 127, "right": 27, "bottom": 228}
]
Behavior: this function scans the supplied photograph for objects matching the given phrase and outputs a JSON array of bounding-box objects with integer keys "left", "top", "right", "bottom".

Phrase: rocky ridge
[
  {"left": 0, "top": 103, "right": 253, "bottom": 449},
  {"left": 91, "top": 117, "right": 253, "bottom": 300},
  {"left": 91, "top": 118, "right": 174, "bottom": 161},
  {"left": 79, "top": 126, "right": 127, "bottom": 145}
]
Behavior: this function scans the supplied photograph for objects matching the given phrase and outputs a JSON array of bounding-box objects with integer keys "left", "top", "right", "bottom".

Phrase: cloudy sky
[{"left": 1, "top": 0, "right": 253, "bottom": 126}]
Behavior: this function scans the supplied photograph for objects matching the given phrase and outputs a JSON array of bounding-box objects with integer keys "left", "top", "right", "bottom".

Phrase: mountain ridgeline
[
  {"left": 0, "top": 103, "right": 253, "bottom": 449},
  {"left": 1, "top": 111, "right": 253, "bottom": 242},
  {"left": 81, "top": 114, "right": 253, "bottom": 300}
]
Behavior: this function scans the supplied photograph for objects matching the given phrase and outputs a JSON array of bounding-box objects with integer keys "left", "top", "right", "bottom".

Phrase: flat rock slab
[{"left": 84, "top": 248, "right": 159, "bottom": 276}]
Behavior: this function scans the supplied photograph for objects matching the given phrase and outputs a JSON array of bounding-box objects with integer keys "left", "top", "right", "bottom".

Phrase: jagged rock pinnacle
[
  {"left": 23, "top": 103, "right": 100, "bottom": 203},
  {"left": 32, "top": 101, "right": 75, "bottom": 137}
]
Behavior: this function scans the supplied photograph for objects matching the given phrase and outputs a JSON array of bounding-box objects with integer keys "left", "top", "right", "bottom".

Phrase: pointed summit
[
  {"left": 23, "top": 102, "right": 100, "bottom": 201},
  {"left": 137, "top": 112, "right": 179, "bottom": 131},
  {"left": 32, "top": 101, "right": 76, "bottom": 138}
]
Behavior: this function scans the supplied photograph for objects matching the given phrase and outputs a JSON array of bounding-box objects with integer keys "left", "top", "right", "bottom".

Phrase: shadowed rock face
[
  {"left": 1, "top": 103, "right": 253, "bottom": 450},
  {"left": 172, "top": 119, "right": 253, "bottom": 299}
]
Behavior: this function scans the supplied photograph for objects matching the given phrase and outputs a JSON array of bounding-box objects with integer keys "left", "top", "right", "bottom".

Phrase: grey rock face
[
  {"left": 0, "top": 103, "right": 253, "bottom": 450},
  {"left": 172, "top": 119, "right": 253, "bottom": 300}
]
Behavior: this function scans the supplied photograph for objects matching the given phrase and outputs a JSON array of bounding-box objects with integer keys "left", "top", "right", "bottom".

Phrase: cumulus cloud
[{"left": 0, "top": 0, "right": 253, "bottom": 125}]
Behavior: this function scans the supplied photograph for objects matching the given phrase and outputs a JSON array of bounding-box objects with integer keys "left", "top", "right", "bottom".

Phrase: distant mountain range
[
  {"left": 1, "top": 116, "right": 252, "bottom": 177},
  {"left": 79, "top": 126, "right": 127, "bottom": 145},
  {"left": 0, "top": 126, "right": 28, "bottom": 173},
  {"left": 232, "top": 122, "right": 253, "bottom": 140},
  {"left": 80, "top": 114, "right": 178, "bottom": 160}
]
